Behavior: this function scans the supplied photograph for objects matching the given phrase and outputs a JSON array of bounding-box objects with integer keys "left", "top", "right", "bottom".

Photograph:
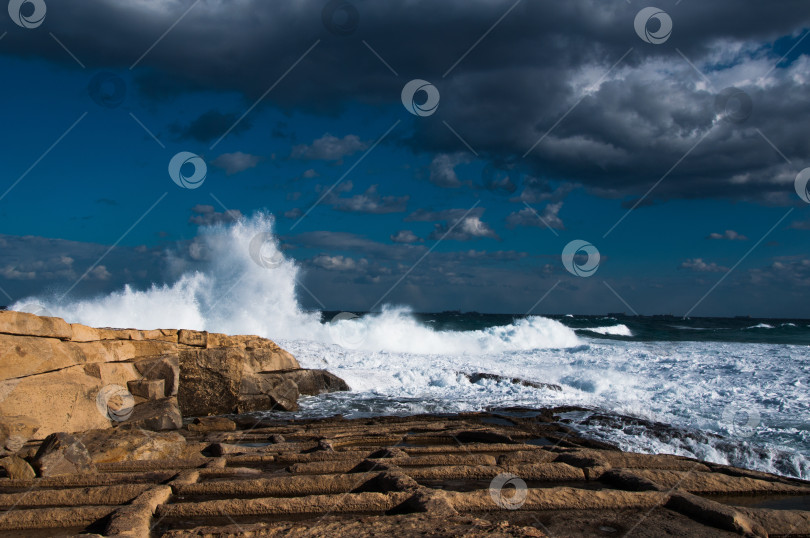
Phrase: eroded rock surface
[
  {"left": 0, "top": 311, "right": 348, "bottom": 438},
  {"left": 0, "top": 410, "right": 806, "bottom": 537}
]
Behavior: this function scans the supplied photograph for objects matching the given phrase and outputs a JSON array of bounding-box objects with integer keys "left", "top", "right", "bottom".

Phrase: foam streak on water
[{"left": 12, "top": 214, "right": 810, "bottom": 480}]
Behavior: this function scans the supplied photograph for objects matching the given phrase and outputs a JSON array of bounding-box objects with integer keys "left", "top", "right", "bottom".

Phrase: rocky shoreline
[{"left": 0, "top": 312, "right": 809, "bottom": 536}]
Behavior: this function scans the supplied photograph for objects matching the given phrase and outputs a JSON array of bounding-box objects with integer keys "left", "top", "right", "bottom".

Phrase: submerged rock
[{"left": 462, "top": 372, "right": 563, "bottom": 392}]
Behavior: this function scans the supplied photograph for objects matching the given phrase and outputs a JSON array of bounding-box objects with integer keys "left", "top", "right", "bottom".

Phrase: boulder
[
  {"left": 178, "top": 344, "right": 301, "bottom": 416},
  {"left": 0, "top": 415, "right": 39, "bottom": 455},
  {"left": 134, "top": 355, "right": 179, "bottom": 397},
  {"left": 268, "top": 369, "right": 351, "bottom": 395},
  {"left": 127, "top": 379, "right": 165, "bottom": 400},
  {"left": 238, "top": 375, "right": 300, "bottom": 412},
  {"left": 32, "top": 432, "right": 96, "bottom": 476},
  {"left": 0, "top": 456, "right": 36, "bottom": 479},
  {"left": 120, "top": 398, "right": 183, "bottom": 431}
]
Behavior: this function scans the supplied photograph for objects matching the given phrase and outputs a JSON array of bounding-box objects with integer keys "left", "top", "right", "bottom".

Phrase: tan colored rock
[
  {"left": 127, "top": 379, "right": 165, "bottom": 400},
  {"left": 187, "top": 416, "right": 236, "bottom": 433},
  {"left": 0, "top": 415, "right": 39, "bottom": 454},
  {"left": 84, "top": 362, "right": 140, "bottom": 388},
  {"left": 178, "top": 329, "right": 207, "bottom": 347},
  {"left": 0, "top": 365, "right": 112, "bottom": 437},
  {"left": 0, "top": 456, "right": 36, "bottom": 479},
  {"left": 81, "top": 428, "right": 191, "bottom": 463},
  {"left": 134, "top": 355, "right": 179, "bottom": 397},
  {"left": 0, "top": 310, "right": 72, "bottom": 339},
  {"left": 121, "top": 397, "right": 183, "bottom": 431}
]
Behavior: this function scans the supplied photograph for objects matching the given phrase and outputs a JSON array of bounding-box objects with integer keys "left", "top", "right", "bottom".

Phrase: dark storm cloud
[
  {"left": 170, "top": 110, "right": 252, "bottom": 142},
  {"left": 6, "top": 0, "right": 810, "bottom": 203}
]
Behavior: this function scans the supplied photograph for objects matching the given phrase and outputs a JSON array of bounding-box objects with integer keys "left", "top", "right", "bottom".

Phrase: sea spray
[{"left": 12, "top": 213, "right": 580, "bottom": 353}]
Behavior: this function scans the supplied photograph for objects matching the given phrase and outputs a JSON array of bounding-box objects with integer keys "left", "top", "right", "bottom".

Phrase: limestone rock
[
  {"left": 187, "top": 417, "right": 236, "bottom": 433},
  {"left": 0, "top": 366, "right": 112, "bottom": 437},
  {"left": 127, "top": 379, "right": 165, "bottom": 400},
  {"left": 121, "top": 398, "right": 183, "bottom": 431},
  {"left": 134, "top": 355, "right": 179, "bottom": 397},
  {"left": 81, "top": 428, "right": 190, "bottom": 463},
  {"left": 33, "top": 433, "right": 95, "bottom": 476},
  {"left": 178, "top": 329, "right": 207, "bottom": 347},
  {"left": 0, "top": 310, "right": 72, "bottom": 339},
  {"left": 0, "top": 415, "right": 39, "bottom": 454},
  {"left": 0, "top": 456, "right": 36, "bottom": 479},
  {"left": 272, "top": 369, "right": 351, "bottom": 395}
]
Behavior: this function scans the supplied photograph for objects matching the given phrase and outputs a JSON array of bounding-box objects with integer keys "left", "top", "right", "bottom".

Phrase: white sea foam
[
  {"left": 11, "top": 214, "right": 809, "bottom": 479},
  {"left": 12, "top": 213, "right": 580, "bottom": 355},
  {"left": 577, "top": 324, "right": 633, "bottom": 337}
]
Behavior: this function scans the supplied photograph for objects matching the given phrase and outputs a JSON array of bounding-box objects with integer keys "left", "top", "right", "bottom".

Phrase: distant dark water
[{"left": 322, "top": 311, "right": 810, "bottom": 346}]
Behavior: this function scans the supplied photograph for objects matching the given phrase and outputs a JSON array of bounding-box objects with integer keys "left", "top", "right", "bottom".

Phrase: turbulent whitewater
[{"left": 13, "top": 214, "right": 810, "bottom": 480}]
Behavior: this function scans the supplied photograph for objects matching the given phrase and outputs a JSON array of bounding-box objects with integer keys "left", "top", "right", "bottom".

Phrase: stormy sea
[{"left": 13, "top": 215, "right": 810, "bottom": 480}]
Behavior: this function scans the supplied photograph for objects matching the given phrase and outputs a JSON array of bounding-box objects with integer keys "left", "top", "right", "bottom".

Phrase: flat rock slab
[{"left": 0, "top": 409, "right": 806, "bottom": 537}]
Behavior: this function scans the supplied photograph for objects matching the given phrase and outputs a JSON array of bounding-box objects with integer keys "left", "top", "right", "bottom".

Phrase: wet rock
[
  {"left": 33, "top": 433, "right": 95, "bottom": 476},
  {"left": 462, "top": 372, "right": 562, "bottom": 391},
  {"left": 0, "top": 455, "right": 36, "bottom": 479},
  {"left": 274, "top": 369, "right": 351, "bottom": 395}
]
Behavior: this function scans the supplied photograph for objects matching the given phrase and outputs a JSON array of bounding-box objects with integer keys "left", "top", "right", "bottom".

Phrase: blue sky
[{"left": 1, "top": 0, "right": 809, "bottom": 317}]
